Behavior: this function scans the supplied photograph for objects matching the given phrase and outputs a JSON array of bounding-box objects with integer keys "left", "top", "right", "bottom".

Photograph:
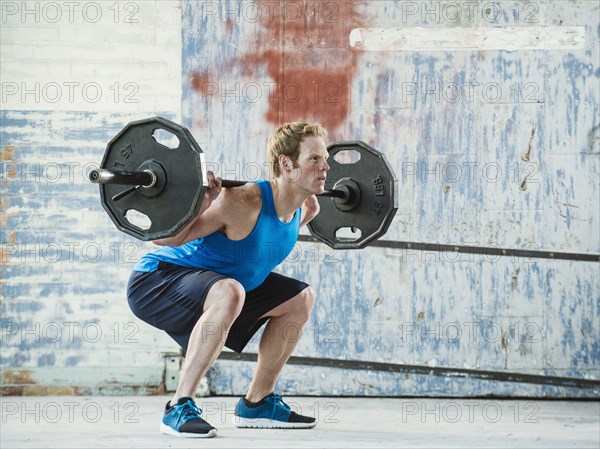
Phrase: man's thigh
[
  {"left": 127, "top": 261, "right": 227, "bottom": 348},
  {"left": 226, "top": 272, "right": 309, "bottom": 353}
]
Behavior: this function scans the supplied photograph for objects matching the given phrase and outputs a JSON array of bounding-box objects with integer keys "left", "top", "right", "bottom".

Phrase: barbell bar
[
  {"left": 88, "top": 117, "right": 398, "bottom": 248},
  {"left": 89, "top": 168, "right": 349, "bottom": 200}
]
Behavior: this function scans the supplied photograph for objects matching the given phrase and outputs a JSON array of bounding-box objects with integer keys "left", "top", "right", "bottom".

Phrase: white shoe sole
[
  {"left": 160, "top": 423, "right": 217, "bottom": 438},
  {"left": 234, "top": 416, "right": 317, "bottom": 429}
]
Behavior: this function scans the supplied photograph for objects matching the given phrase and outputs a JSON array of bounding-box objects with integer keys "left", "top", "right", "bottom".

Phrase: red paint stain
[
  {"left": 189, "top": 70, "right": 216, "bottom": 96},
  {"left": 190, "top": 1, "right": 367, "bottom": 134},
  {"left": 225, "top": 18, "right": 236, "bottom": 35}
]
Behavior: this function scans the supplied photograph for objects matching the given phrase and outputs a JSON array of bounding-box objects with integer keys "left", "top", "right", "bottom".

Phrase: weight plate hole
[
  {"left": 333, "top": 149, "right": 361, "bottom": 164},
  {"left": 152, "top": 128, "right": 180, "bottom": 149},
  {"left": 124, "top": 209, "right": 152, "bottom": 230},
  {"left": 335, "top": 226, "right": 362, "bottom": 242}
]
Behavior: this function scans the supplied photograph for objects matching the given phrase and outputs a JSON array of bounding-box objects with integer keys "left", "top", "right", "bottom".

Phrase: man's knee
[
  {"left": 293, "top": 286, "right": 316, "bottom": 321},
  {"left": 206, "top": 278, "right": 245, "bottom": 322}
]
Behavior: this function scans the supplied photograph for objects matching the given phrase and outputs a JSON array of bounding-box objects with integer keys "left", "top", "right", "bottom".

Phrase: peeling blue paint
[
  {"left": 65, "top": 356, "right": 83, "bottom": 366},
  {"left": 37, "top": 353, "right": 56, "bottom": 367}
]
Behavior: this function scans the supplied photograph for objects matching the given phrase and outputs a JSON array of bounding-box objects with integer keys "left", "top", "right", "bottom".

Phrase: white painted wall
[{"left": 1, "top": 0, "right": 181, "bottom": 112}]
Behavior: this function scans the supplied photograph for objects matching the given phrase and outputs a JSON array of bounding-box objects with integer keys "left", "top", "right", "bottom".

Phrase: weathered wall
[
  {"left": 182, "top": 0, "right": 599, "bottom": 397},
  {"left": 1, "top": 0, "right": 183, "bottom": 394},
  {"left": 1, "top": 0, "right": 598, "bottom": 398}
]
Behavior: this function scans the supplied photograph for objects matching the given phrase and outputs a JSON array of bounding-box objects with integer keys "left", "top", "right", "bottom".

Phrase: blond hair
[{"left": 267, "top": 122, "right": 328, "bottom": 178}]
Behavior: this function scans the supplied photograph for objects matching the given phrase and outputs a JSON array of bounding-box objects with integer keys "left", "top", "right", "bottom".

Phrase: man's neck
[{"left": 270, "top": 178, "right": 308, "bottom": 223}]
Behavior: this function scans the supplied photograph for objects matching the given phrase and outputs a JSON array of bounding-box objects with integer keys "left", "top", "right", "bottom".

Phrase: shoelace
[
  {"left": 177, "top": 400, "right": 202, "bottom": 426},
  {"left": 264, "top": 393, "right": 290, "bottom": 419}
]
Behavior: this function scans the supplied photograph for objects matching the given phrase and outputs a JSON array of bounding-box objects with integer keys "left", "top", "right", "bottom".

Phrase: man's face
[{"left": 288, "top": 135, "right": 330, "bottom": 194}]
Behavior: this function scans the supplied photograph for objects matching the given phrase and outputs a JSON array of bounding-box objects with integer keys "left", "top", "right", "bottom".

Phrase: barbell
[{"left": 88, "top": 117, "right": 398, "bottom": 249}]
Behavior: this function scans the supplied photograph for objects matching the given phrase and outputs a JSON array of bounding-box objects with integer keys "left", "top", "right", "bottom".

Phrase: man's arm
[
  {"left": 153, "top": 172, "right": 225, "bottom": 247},
  {"left": 300, "top": 195, "right": 320, "bottom": 227}
]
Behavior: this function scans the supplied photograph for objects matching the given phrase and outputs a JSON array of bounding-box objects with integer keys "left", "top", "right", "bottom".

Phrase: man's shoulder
[
  {"left": 218, "top": 181, "right": 263, "bottom": 234},
  {"left": 221, "top": 181, "right": 262, "bottom": 210}
]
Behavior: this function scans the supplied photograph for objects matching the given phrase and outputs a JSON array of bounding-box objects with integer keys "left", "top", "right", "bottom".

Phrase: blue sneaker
[
  {"left": 234, "top": 393, "right": 317, "bottom": 428},
  {"left": 160, "top": 396, "right": 217, "bottom": 438}
]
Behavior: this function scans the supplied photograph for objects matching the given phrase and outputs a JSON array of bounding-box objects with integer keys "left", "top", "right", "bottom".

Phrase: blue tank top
[{"left": 133, "top": 180, "right": 301, "bottom": 291}]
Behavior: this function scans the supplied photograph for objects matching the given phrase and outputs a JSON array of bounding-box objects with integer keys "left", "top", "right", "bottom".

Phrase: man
[{"left": 127, "top": 122, "right": 330, "bottom": 437}]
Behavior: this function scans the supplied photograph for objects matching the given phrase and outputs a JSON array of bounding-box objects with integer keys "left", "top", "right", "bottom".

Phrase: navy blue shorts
[{"left": 127, "top": 261, "right": 309, "bottom": 353}]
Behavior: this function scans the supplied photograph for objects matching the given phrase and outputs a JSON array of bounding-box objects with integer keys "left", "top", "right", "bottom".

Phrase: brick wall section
[{"left": 1, "top": 0, "right": 183, "bottom": 395}]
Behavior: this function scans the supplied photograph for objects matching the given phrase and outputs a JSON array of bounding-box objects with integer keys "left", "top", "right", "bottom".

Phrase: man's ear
[{"left": 278, "top": 154, "right": 292, "bottom": 172}]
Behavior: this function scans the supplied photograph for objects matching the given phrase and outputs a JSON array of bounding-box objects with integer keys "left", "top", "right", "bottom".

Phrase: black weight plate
[
  {"left": 307, "top": 141, "right": 398, "bottom": 249},
  {"left": 99, "top": 117, "right": 206, "bottom": 240}
]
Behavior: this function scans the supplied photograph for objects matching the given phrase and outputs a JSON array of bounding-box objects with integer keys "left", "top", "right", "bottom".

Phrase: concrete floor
[{"left": 1, "top": 396, "right": 598, "bottom": 448}]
